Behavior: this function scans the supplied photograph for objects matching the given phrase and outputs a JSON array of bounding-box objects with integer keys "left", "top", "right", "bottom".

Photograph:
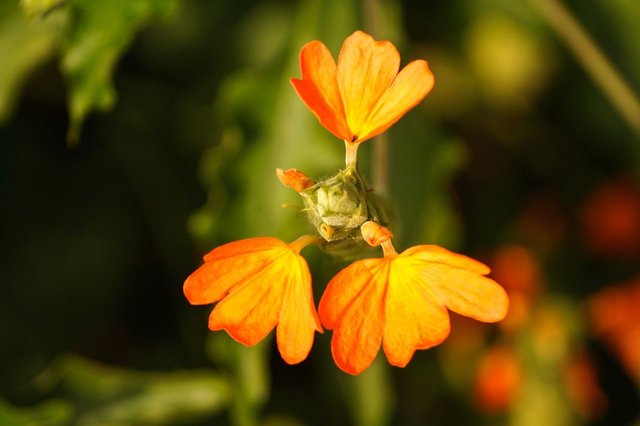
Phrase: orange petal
[
  {"left": 319, "top": 258, "right": 383, "bottom": 329},
  {"left": 276, "top": 254, "right": 323, "bottom": 364},
  {"left": 383, "top": 259, "right": 450, "bottom": 367},
  {"left": 320, "top": 258, "right": 389, "bottom": 375},
  {"left": 403, "top": 246, "right": 509, "bottom": 322},
  {"left": 359, "top": 60, "right": 434, "bottom": 141},
  {"left": 337, "top": 31, "right": 400, "bottom": 142},
  {"left": 202, "top": 237, "right": 285, "bottom": 262},
  {"left": 208, "top": 254, "right": 288, "bottom": 346},
  {"left": 184, "top": 238, "right": 285, "bottom": 305},
  {"left": 291, "top": 41, "right": 351, "bottom": 141},
  {"left": 402, "top": 245, "right": 491, "bottom": 275}
]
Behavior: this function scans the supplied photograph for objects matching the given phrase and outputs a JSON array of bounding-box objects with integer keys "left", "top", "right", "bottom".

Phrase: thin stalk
[
  {"left": 345, "top": 140, "right": 360, "bottom": 167},
  {"left": 362, "top": 0, "right": 390, "bottom": 196},
  {"left": 531, "top": 0, "right": 640, "bottom": 139}
]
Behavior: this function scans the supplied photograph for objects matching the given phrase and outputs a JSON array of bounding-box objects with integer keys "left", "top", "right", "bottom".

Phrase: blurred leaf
[
  {"left": 61, "top": 0, "right": 176, "bottom": 144},
  {"left": 466, "top": 13, "right": 554, "bottom": 108},
  {"left": 203, "top": 0, "right": 363, "bottom": 243},
  {"left": 20, "top": 0, "right": 66, "bottom": 18},
  {"left": 0, "top": 399, "right": 73, "bottom": 426},
  {"left": 389, "top": 114, "right": 466, "bottom": 250},
  {"left": 35, "top": 355, "right": 231, "bottom": 425},
  {"left": 0, "top": 5, "right": 66, "bottom": 122}
]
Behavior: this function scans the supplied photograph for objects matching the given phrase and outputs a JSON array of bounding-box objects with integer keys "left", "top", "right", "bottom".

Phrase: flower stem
[
  {"left": 531, "top": 0, "right": 640, "bottom": 139},
  {"left": 381, "top": 240, "right": 398, "bottom": 257},
  {"left": 344, "top": 140, "right": 360, "bottom": 167},
  {"left": 288, "top": 234, "right": 320, "bottom": 254}
]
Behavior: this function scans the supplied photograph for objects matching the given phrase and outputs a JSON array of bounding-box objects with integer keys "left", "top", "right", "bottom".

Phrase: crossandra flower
[
  {"left": 291, "top": 30, "right": 434, "bottom": 147},
  {"left": 319, "top": 222, "right": 509, "bottom": 375},
  {"left": 184, "top": 236, "right": 322, "bottom": 364},
  {"left": 588, "top": 277, "right": 640, "bottom": 378}
]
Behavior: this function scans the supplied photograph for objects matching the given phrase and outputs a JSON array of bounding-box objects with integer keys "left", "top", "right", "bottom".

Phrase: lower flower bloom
[
  {"left": 319, "top": 222, "right": 509, "bottom": 375},
  {"left": 184, "top": 236, "right": 322, "bottom": 365}
]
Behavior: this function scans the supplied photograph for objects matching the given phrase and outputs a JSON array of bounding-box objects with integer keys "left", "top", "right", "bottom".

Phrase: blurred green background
[{"left": 1, "top": 0, "right": 639, "bottom": 425}]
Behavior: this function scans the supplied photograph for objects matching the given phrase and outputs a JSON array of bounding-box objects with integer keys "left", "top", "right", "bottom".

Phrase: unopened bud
[
  {"left": 276, "top": 168, "right": 314, "bottom": 192},
  {"left": 300, "top": 170, "right": 368, "bottom": 242},
  {"left": 361, "top": 221, "right": 393, "bottom": 247}
]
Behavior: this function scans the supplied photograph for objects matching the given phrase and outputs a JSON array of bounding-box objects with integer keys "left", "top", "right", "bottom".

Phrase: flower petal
[
  {"left": 277, "top": 255, "right": 323, "bottom": 364},
  {"left": 207, "top": 256, "right": 287, "bottom": 346},
  {"left": 359, "top": 60, "right": 434, "bottom": 141},
  {"left": 402, "top": 245, "right": 491, "bottom": 275},
  {"left": 404, "top": 247, "right": 509, "bottom": 322},
  {"left": 291, "top": 41, "right": 351, "bottom": 141},
  {"left": 203, "top": 237, "right": 285, "bottom": 261},
  {"left": 337, "top": 31, "right": 400, "bottom": 141},
  {"left": 319, "top": 258, "right": 384, "bottom": 328},
  {"left": 320, "top": 259, "right": 389, "bottom": 375},
  {"left": 383, "top": 258, "right": 450, "bottom": 367},
  {"left": 184, "top": 238, "right": 286, "bottom": 305}
]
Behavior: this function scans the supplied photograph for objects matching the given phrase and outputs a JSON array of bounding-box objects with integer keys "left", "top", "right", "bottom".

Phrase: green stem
[{"left": 531, "top": 0, "right": 640, "bottom": 139}]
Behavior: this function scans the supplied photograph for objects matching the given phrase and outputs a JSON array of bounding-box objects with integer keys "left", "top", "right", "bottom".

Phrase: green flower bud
[{"left": 299, "top": 167, "right": 387, "bottom": 247}]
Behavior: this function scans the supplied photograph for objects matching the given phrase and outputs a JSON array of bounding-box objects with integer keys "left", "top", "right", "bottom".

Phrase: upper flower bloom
[
  {"left": 318, "top": 222, "right": 508, "bottom": 375},
  {"left": 184, "top": 236, "right": 322, "bottom": 364},
  {"left": 291, "top": 30, "right": 435, "bottom": 144}
]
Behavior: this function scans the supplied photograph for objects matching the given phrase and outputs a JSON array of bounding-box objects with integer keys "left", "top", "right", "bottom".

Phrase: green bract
[{"left": 300, "top": 167, "right": 387, "bottom": 250}]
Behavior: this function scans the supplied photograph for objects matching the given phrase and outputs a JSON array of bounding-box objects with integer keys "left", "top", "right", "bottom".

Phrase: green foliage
[
  {"left": 61, "top": 0, "right": 176, "bottom": 144},
  {"left": 2, "top": 0, "right": 640, "bottom": 425},
  {"left": 0, "top": 3, "right": 65, "bottom": 121},
  {"left": 207, "top": 334, "right": 269, "bottom": 426},
  {"left": 0, "top": 0, "right": 175, "bottom": 143},
  {"left": 26, "top": 355, "right": 231, "bottom": 425},
  {"left": 0, "top": 399, "right": 73, "bottom": 426}
]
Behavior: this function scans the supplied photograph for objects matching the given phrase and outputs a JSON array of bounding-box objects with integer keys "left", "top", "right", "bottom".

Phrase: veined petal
[
  {"left": 383, "top": 259, "right": 450, "bottom": 367},
  {"left": 277, "top": 254, "right": 323, "bottom": 364},
  {"left": 359, "top": 60, "right": 434, "bottom": 142},
  {"left": 403, "top": 246, "right": 509, "bottom": 322},
  {"left": 402, "top": 245, "right": 491, "bottom": 275},
  {"left": 291, "top": 41, "right": 351, "bottom": 141},
  {"left": 208, "top": 254, "right": 288, "bottom": 346},
  {"left": 184, "top": 238, "right": 286, "bottom": 305},
  {"left": 320, "top": 258, "right": 390, "bottom": 375},
  {"left": 337, "top": 31, "right": 400, "bottom": 141},
  {"left": 203, "top": 237, "right": 286, "bottom": 261},
  {"left": 427, "top": 266, "right": 508, "bottom": 322},
  {"left": 319, "top": 258, "right": 386, "bottom": 328}
]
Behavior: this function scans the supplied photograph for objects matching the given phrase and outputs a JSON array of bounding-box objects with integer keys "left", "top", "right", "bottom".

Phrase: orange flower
[
  {"left": 318, "top": 222, "right": 508, "bottom": 375},
  {"left": 588, "top": 277, "right": 640, "bottom": 378},
  {"left": 490, "top": 244, "right": 542, "bottom": 332},
  {"left": 291, "top": 31, "right": 434, "bottom": 145},
  {"left": 184, "top": 236, "right": 322, "bottom": 364},
  {"left": 473, "top": 345, "right": 522, "bottom": 413},
  {"left": 580, "top": 177, "right": 640, "bottom": 259}
]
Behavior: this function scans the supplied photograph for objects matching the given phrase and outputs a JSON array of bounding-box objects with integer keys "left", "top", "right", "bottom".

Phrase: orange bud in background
[
  {"left": 588, "top": 277, "right": 640, "bottom": 378},
  {"left": 489, "top": 244, "right": 542, "bottom": 332},
  {"left": 473, "top": 345, "right": 522, "bottom": 413},
  {"left": 580, "top": 178, "right": 640, "bottom": 260}
]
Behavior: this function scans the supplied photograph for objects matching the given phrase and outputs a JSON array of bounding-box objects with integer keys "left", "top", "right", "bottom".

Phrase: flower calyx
[{"left": 277, "top": 166, "right": 388, "bottom": 248}]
